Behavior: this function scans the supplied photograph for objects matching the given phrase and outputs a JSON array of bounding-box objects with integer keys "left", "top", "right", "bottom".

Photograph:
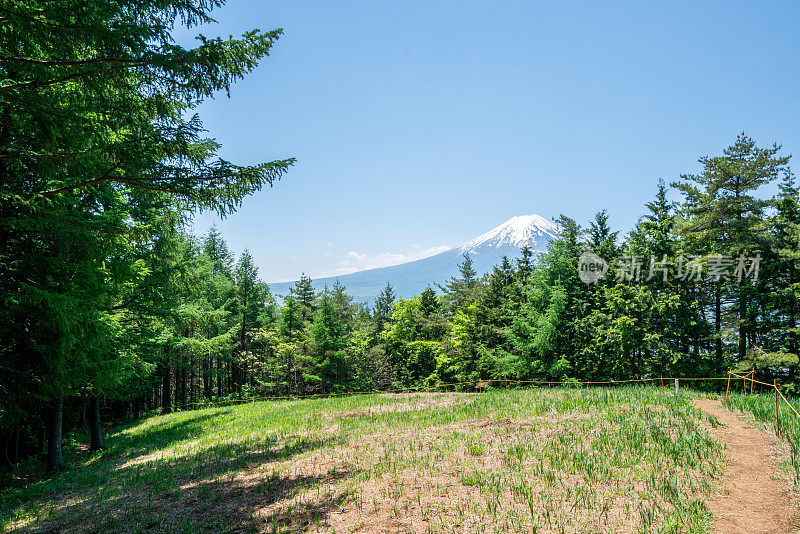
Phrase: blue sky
[{"left": 180, "top": 1, "right": 800, "bottom": 282}]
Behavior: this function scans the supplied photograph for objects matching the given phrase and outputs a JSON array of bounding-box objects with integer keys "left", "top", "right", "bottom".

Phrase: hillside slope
[{"left": 1, "top": 387, "right": 732, "bottom": 533}]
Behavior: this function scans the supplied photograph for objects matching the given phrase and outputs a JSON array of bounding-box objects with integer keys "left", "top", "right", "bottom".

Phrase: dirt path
[{"left": 693, "top": 398, "right": 797, "bottom": 533}]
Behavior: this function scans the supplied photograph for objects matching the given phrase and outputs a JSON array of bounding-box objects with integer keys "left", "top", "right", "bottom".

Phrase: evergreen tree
[
  {"left": 312, "top": 292, "right": 349, "bottom": 392},
  {"left": 290, "top": 274, "right": 317, "bottom": 322},
  {"left": 277, "top": 297, "right": 310, "bottom": 394},
  {"left": 0, "top": 0, "right": 293, "bottom": 470},
  {"left": 772, "top": 175, "right": 800, "bottom": 357},
  {"left": 279, "top": 297, "right": 305, "bottom": 342},
  {"left": 330, "top": 280, "right": 355, "bottom": 334},
  {"left": 232, "top": 250, "right": 270, "bottom": 391},
  {"left": 203, "top": 226, "right": 235, "bottom": 277},
  {"left": 438, "top": 254, "right": 479, "bottom": 313},
  {"left": 516, "top": 247, "right": 534, "bottom": 283},
  {"left": 586, "top": 210, "right": 619, "bottom": 260},
  {"left": 674, "top": 134, "right": 791, "bottom": 364},
  {"left": 374, "top": 282, "right": 396, "bottom": 334}
]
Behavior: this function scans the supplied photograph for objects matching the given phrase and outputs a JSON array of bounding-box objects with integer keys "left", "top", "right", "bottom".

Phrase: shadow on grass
[
  {"left": 19, "top": 435, "right": 335, "bottom": 533},
  {"left": 163, "top": 466, "right": 353, "bottom": 532},
  {"left": 108, "top": 410, "right": 232, "bottom": 461}
]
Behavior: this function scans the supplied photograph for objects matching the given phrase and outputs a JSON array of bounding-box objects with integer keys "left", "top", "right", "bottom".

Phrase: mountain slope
[{"left": 268, "top": 215, "right": 559, "bottom": 302}]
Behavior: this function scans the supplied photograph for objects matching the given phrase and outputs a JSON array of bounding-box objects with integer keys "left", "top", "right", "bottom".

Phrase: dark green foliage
[
  {"left": 373, "top": 281, "right": 396, "bottom": 334},
  {"left": 312, "top": 292, "right": 349, "bottom": 392},
  {"left": 587, "top": 210, "right": 620, "bottom": 260},
  {"left": 0, "top": 0, "right": 292, "bottom": 471},
  {"left": 290, "top": 274, "right": 317, "bottom": 322},
  {"left": 438, "top": 254, "right": 479, "bottom": 313}
]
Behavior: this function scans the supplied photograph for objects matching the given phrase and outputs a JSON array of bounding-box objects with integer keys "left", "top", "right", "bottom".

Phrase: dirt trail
[{"left": 693, "top": 398, "right": 797, "bottom": 533}]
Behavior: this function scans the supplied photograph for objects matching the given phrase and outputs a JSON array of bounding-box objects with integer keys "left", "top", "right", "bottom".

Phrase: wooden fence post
[
  {"left": 725, "top": 369, "right": 731, "bottom": 408},
  {"left": 774, "top": 379, "right": 781, "bottom": 439},
  {"left": 750, "top": 368, "right": 755, "bottom": 396}
]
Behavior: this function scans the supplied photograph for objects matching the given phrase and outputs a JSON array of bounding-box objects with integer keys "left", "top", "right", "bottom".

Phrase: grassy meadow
[{"left": 0, "top": 387, "right": 733, "bottom": 533}]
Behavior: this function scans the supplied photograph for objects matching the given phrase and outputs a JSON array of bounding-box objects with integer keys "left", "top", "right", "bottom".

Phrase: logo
[{"left": 578, "top": 252, "right": 608, "bottom": 284}]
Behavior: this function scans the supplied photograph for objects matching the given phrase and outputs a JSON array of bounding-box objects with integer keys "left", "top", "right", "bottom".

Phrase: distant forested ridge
[{"left": 1, "top": 4, "right": 799, "bottom": 481}]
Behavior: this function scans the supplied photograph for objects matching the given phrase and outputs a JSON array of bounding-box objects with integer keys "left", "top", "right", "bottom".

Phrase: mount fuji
[{"left": 268, "top": 215, "right": 560, "bottom": 303}]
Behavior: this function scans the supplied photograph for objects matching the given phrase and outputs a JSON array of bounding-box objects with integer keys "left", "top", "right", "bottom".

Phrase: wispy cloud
[{"left": 330, "top": 245, "right": 451, "bottom": 275}]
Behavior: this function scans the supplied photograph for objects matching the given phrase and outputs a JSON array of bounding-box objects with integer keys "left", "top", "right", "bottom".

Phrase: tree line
[{"left": 0, "top": 1, "right": 293, "bottom": 473}]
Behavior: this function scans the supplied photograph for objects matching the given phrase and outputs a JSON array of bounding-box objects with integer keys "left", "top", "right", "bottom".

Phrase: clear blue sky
[{"left": 180, "top": 1, "right": 800, "bottom": 282}]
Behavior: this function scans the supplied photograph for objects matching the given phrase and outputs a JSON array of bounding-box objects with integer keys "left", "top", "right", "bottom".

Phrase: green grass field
[{"left": 0, "top": 387, "right": 735, "bottom": 533}]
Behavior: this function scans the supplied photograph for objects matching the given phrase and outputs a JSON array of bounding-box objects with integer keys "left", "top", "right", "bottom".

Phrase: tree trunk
[
  {"left": 180, "top": 366, "right": 187, "bottom": 408},
  {"left": 89, "top": 395, "right": 104, "bottom": 452},
  {"left": 216, "top": 357, "right": 223, "bottom": 397},
  {"left": 11, "top": 425, "right": 19, "bottom": 464},
  {"left": 790, "top": 264, "right": 797, "bottom": 355},
  {"left": 162, "top": 361, "right": 172, "bottom": 414},
  {"left": 230, "top": 359, "right": 238, "bottom": 394},
  {"left": 715, "top": 284, "right": 723, "bottom": 362},
  {"left": 238, "top": 300, "right": 247, "bottom": 393},
  {"left": 46, "top": 395, "right": 65, "bottom": 472},
  {"left": 1, "top": 429, "right": 12, "bottom": 471},
  {"left": 11, "top": 423, "right": 22, "bottom": 465},
  {"left": 203, "top": 357, "right": 212, "bottom": 399},
  {"left": 190, "top": 360, "right": 197, "bottom": 405},
  {"left": 737, "top": 249, "right": 747, "bottom": 364},
  {"left": 80, "top": 405, "right": 88, "bottom": 433},
  {"left": 738, "top": 288, "right": 747, "bottom": 362}
]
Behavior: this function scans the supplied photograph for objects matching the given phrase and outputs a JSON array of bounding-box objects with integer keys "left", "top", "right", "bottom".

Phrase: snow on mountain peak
[{"left": 458, "top": 214, "right": 559, "bottom": 253}]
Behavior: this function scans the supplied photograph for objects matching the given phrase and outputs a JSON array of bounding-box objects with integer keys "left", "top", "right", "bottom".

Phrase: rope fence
[
  {"left": 725, "top": 368, "right": 795, "bottom": 438},
  {"left": 174, "top": 375, "right": 737, "bottom": 406},
  {"left": 165, "top": 371, "right": 798, "bottom": 442},
  {"left": 176, "top": 376, "right": 734, "bottom": 409}
]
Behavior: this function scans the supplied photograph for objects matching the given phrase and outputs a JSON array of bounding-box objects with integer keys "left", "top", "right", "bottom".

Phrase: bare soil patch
[
  {"left": 333, "top": 393, "right": 472, "bottom": 419},
  {"left": 693, "top": 398, "right": 799, "bottom": 533}
]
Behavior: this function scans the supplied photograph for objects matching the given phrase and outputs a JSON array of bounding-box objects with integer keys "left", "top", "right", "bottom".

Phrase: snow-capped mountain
[
  {"left": 268, "top": 215, "right": 559, "bottom": 303},
  {"left": 459, "top": 214, "right": 560, "bottom": 253}
]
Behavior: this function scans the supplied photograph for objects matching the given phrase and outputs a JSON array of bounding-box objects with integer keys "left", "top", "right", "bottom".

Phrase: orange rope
[
  {"left": 777, "top": 387, "right": 800, "bottom": 419},
  {"left": 170, "top": 376, "right": 736, "bottom": 410}
]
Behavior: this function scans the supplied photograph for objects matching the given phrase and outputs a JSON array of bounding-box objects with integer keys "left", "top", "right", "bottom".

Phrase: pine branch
[
  {"left": 31, "top": 163, "right": 122, "bottom": 198},
  {"left": 1, "top": 69, "right": 103, "bottom": 91},
  {"left": 0, "top": 56, "right": 142, "bottom": 67}
]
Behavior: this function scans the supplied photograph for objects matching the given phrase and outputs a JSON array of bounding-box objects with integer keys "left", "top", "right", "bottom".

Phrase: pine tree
[
  {"left": 330, "top": 280, "right": 355, "bottom": 333},
  {"left": 438, "top": 254, "right": 479, "bottom": 313},
  {"left": 586, "top": 210, "right": 619, "bottom": 260},
  {"left": 374, "top": 282, "right": 396, "bottom": 334},
  {"left": 674, "top": 134, "right": 791, "bottom": 364},
  {"left": 232, "top": 250, "right": 270, "bottom": 391},
  {"left": 312, "top": 292, "right": 349, "bottom": 392},
  {"left": 290, "top": 274, "right": 317, "bottom": 322},
  {"left": 203, "top": 226, "right": 235, "bottom": 277},
  {"left": 773, "top": 175, "right": 800, "bottom": 357},
  {"left": 516, "top": 247, "right": 534, "bottom": 282}
]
